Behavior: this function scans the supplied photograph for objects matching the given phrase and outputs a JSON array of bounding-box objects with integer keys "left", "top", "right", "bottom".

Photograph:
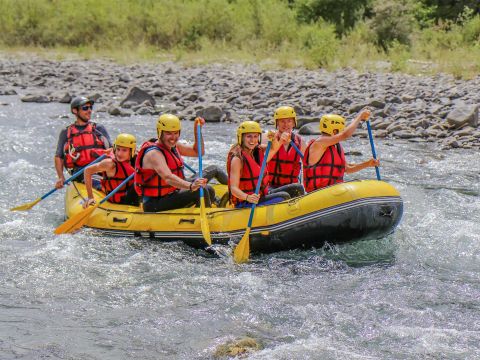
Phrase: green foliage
[
  {"left": 369, "top": 0, "right": 416, "bottom": 51},
  {"left": 419, "top": 0, "right": 480, "bottom": 22},
  {"left": 295, "top": 0, "right": 372, "bottom": 36},
  {"left": 0, "top": 0, "right": 479, "bottom": 76},
  {"left": 298, "top": 22, "right": 338, "bottom": 66}
]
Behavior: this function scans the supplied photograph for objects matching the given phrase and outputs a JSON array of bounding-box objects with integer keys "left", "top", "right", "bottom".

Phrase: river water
[{"left": 1, "top": 96, "right": 479, "bottom": 359}]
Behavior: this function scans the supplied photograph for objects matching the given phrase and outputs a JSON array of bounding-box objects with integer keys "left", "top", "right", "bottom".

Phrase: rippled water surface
[{"left": 1, "top": 97, "right": 479, "bottom": 359}]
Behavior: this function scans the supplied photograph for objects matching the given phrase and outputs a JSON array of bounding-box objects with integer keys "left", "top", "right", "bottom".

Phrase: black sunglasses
[{"left": 80, "top": 105, "right": 93, "bottom": 111}]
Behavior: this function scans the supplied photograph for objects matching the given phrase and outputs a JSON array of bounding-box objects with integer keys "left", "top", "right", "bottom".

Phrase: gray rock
[
  {"left": 317, "top": 98, "right": 336, "bottom": 106},
  {"left": 262, "top": 75, "right": 273, "bottom": 82},
  {"left": 240, "top": 88, "right": 258, "bottom": 96},
  {"left": 386, "top": 123, "right": 404, "bottom": 133},
  {"left": 296, "top": 117, "right": 318, "bottom": 128},
  {"left": 401, "top": 94, "right": 415, "bottom": 102},
  {"left": 0, "top": 88, "right": 17, "bottom": 95},
  {"left": 58, "top": 93, "right": 72, "bottom": 103},
  {"left": 387, "top": 96, "right": 402, "bottom": 104},
  {"left": 196, "top": 105, "right": 224, "bottom": 122},
  {"left": 298, "top": 123, "right": 320, "bottom": 135},
  {"left": 446, "top": 104, "right": 478, "bottom": 129},
  {"left": 153, "top": 90, "right": 167, "bottom": 97},
  {"left": 21, "top": 94, "right": 50, "bottom": 103},
  {"left": 120, "top": 87, "right": 155, "bottom": 107},
  {"left": 108, "top": 106, "right": 131, "bottom": 117},
  {"left": 443, "top": 138, "right": 460, "bottom": 148},
  {"left": 184, "top": 93, "right": 198, "bottom": 102},
  {"left": 371, "top": 119, "right": 391, "bottom": 130},
  {"left": 135, "top": 106, "right": 151, "bottom": 115},
  {"left": 348, "top": 103, "right": 366, "bottom": 113},
  {"left": 374, "top": 129, "right": 388, "bottom": 138},
  {"left": 119, "top": 73, "right": 132, "bottom": 82},
  {"left": 391, "top": 130, "right": 417, "bottom": 139},
  {"left": 368, "top": 99, "right": 385, "bottom": 109}
]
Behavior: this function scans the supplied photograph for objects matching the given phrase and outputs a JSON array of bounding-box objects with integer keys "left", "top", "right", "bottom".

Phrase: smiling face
[
  {"left": 241, "top": 132, "right": 260, "bottom": 151},
  {"left": 73, "top": 102, "right": 93, "bottom": 123},
  {"left": 114, "top": 146, "right": 131, "bottom": 162},
  {"left": 277, "top": 117, "right": 295, "bottom": 133},
  {"left": 160, "top": 130, "right": 180, "bottom": 148}
]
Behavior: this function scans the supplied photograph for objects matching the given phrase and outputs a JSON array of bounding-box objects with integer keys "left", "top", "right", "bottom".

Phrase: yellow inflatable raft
[{"left": 63, "top": 180, "right": 403, "bottom": 253}]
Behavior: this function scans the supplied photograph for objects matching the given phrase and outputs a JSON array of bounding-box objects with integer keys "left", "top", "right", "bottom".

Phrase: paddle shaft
[
  {"left": 184, "top": 162, "right": 196, "bottom": 175},
  {"left": 290, "top": 140, "right": 303, "bottom": 159},
  {"left": 54, "top": 172, "right": 134, "bottom": 235},
  {"left": 246, "top": 141, "right": 272, "bottom": 228},
  {"left": 366, "top": 120, "right": 381, "bottom": 180},
  {"left": 196, "top": 124, "right": 204, "bottom": 197},
  {"left": 42, "top": 154, "right": 108, "bottom": 200}
]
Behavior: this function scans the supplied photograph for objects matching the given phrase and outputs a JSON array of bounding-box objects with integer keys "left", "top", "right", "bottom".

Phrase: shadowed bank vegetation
[{"left": 0, "top": 0, "right": 479, "bottom": 77}]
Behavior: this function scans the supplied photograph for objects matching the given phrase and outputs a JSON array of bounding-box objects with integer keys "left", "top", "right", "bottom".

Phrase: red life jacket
[
  {"left": 227, "top": 146, "right": 269, "bottom": 206},
  {"left": 267, "top": 133, "right": 302, "bottom": 187},
  {"left": 101, "top": 156, "right": 135, "bottom": 204},
  {"left": 303, "top": 140, "right": 345, "bottom": 192},
  {"left": 63, "top": 122, "right": 106, "bottom": 168},
  {"left": 134, "top": 140, "right": 185, "bottom": 197}
]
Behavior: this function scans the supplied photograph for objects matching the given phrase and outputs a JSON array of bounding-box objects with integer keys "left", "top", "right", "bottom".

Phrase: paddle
[
  {"left": 10, "top": 154, "right": 107, "bottom": 211},
  {"left": 233, "top": 140, "right": 272, "bottom": 264},
  {"left": 54, "top": 172, "right": 135, "bottom": 235},
  {"left": 184, "top": 162, "right": 197, "bottom": 175},
  {"left": 196, "top": 123, "right": 212, "bottom": 246},
  {"left": 366, "top": 120, "right": 381, "bottom": 180},
  {"left": 290, "top": 140, "right": 304, "bottom": 159}
]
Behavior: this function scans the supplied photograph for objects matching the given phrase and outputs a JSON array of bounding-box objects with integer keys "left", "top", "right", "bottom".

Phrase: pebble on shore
[{"left": 1, "top": 55, "right": 479, "bottom": 149}]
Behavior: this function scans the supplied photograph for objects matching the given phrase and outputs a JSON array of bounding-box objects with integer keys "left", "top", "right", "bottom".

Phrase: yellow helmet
[
  {"left": 114, "top": 133, "right": 136, "bottom": 158},
  {"left": 320, "top": 114, "right": 346, "bottom": 135},
  {"left": 274, "top": 106, "right": 297, "bottom": 127},
  {"left": 157, "top": 114, "right": 181, "bottom": 137},
  {"left": 237, "top": 121, "right": 262, "bottom": 145}
]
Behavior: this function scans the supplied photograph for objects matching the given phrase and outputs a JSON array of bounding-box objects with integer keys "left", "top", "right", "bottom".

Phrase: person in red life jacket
[
  {"left": 265, "top": 106, "right": 307, "bottom": 199},
  {"left": 54, "top": 96, "right": 111, "bottom": 189},
  {"left": 303, "top": 109, "right": 380, "bottom": 193},
  {"left": 82, "top": 133, "right": 139, "bottom": 209},
  {"left": 227, "top": 121, "right": 290, "bottom": 208},
  {"left": 135, "top": 114, "right": 214, "bottom": 212}
]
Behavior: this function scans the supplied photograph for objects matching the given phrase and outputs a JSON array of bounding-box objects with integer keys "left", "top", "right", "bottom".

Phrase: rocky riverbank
[{"left": 1, "top": 55, "right": 479, "bottom": 149}]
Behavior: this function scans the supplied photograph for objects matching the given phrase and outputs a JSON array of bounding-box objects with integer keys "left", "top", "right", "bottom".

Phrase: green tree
[
  {"left": 420, "top": 0, "right": 480, "bottom": 21},
  {"left": 295, "top": 0, "right": 372, "bottom": 36}
]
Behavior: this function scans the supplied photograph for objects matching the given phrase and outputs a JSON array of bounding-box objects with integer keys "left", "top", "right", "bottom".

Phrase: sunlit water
[{"left": 1, "top": 96, "right": 479, "bottom": 359}]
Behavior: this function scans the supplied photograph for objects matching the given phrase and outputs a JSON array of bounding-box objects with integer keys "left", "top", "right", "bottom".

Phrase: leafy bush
[
  {"left": 298, "top": 22, "right": 339, "bottom": 66},
  {"left": 369, "top": 0, "right": 416, "bottom": 51}
]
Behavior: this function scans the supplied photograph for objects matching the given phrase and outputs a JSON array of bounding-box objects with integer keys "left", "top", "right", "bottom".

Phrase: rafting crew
[
  {"left": 227, "top": 121, "right": 291, "bottom": 208},
  {"left": 264, "top": 106, "right": 306, "bottom": 198},
  {"left": 303, "top": 109, "right": 380, "bottom": 192},
  {"left": 54, "top": 96, "right": 111, "bottom": 189},
  {"left": 82, "top": 134, "right": 139, "bottom": 208},
  {"left": 134, "top": 114, "right": 217, "bottom": 212}
]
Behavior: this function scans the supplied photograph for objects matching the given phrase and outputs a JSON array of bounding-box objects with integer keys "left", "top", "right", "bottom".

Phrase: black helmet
[{"left": 70, "top": 96, "right": 94, "bottom": 110}]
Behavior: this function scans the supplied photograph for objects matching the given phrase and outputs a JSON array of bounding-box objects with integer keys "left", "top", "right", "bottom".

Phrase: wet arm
[
  {"left": 145, "top": 150, "right": 193, "bottom": 190},
  {"left": 84, "top": 159, "right": 114, "bottom": 199}
]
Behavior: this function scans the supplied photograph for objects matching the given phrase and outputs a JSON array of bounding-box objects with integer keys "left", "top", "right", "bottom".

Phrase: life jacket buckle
[{"left": 68, "top": 144, "right": 80, "bottom": 161}]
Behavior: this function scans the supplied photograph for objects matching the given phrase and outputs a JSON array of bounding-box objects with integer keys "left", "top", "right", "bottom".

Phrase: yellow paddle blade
[
  {"left": 233, "top": 227, "right": 251, "bottom": 264},
  {"left": 199, "top": 197, "right": 212, "bottom": 246},
  {"left": 54, "top": 204, "right": 99, "bottom": 235},
  {"left": 10, "top": 197, "right": 41, "bottom": 211}
]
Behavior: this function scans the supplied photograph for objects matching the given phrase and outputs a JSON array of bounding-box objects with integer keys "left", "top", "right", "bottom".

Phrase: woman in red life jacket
[
  {"left": 227, "top": 121, "right": 290, "bottom": 208},
  {"left": 83, "top": 134, "right": 139, "bottom": 208},
  {"left": 265, "top": 106, "right": 306, "bottom": 199},
  {"left": 54, "top": 96, "right": 111, "bottom": 189},
  {"left": 303, "top": 109, "right": 380, "bottom": 193},
  {"left": 134, "top": 114, "right": 214, "bottom": 212}
]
